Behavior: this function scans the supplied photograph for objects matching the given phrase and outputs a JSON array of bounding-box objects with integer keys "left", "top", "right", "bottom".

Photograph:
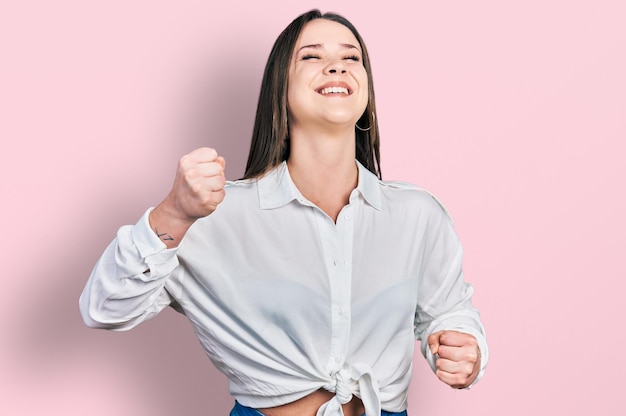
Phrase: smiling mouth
[{"left": 317, "top": 86, "right": 351, "bottom": 95}]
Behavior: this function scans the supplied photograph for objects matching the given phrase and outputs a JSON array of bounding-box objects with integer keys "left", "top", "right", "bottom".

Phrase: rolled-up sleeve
[
  {"left": 79, "top": 208, "right": 180, "bottom": 330},
  {"left": 413, "top": 203, "right": 488, "bottom": 386}
]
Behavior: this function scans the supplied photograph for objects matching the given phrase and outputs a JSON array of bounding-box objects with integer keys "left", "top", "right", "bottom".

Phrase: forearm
[
  {"left": 79, "top": 209, "right": 179, "bottom": 329},
  {"left": 80, "top": 148, "right": 225, "bottom": 328},
  {"left": 414, "top": 207, "right": 489, "bottom": 387},
  {"left": 149, "top": 195, "right": 196, "bottom": 249}
]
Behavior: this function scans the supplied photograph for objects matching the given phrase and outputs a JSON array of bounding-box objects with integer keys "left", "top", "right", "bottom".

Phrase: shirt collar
[
  {"left": 257, "top": 160, "right": 382, "bottom": 211},
  {"left": 355, "top": 160, "right": 383, "bottom": 211}
]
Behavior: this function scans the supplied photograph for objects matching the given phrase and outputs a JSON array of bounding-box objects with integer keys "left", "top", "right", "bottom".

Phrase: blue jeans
[{"left": 229, "top": 401, "right": 407, "bottom": 416}]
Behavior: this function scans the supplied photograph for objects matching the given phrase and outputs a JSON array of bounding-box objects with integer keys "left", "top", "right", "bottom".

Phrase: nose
[{"left": 325, "top": 59, "right": 347, "bottom": 75}]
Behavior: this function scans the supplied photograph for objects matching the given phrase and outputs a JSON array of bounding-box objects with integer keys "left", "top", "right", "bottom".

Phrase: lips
[{"left": 316, "top": 81, "right": 352, "bottom": 95}]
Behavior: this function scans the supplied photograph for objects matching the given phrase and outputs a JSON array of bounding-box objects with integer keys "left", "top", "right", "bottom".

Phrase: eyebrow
[{"left": 297, "top": 43, "right": 361, "bottom": 53}]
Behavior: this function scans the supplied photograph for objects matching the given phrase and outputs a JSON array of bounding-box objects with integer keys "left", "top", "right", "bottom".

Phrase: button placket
[{"left": 315, "top": 203, "right": 355, "bottom": 372}]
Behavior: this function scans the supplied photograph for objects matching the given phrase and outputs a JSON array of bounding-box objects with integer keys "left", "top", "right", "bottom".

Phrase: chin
[{"left": 320, "top": 111, "right": 361, "bottom": 126}]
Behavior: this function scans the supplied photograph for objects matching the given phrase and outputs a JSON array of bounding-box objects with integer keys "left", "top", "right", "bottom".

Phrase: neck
[{"left": 287, "top": 125, "right": 358, "bottom": 222}]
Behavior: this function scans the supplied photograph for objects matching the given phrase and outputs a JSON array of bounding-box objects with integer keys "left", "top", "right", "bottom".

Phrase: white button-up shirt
[{"left": 80, "top": 161, "right": 488, "bottom": 415}]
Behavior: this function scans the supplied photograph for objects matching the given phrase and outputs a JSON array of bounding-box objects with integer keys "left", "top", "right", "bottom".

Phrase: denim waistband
[
  {"left": 229, "top": 401, "right": 407, "bottom": 416},
  {"left": 229, "top": 401, "right": 264, "bottom": 415}
]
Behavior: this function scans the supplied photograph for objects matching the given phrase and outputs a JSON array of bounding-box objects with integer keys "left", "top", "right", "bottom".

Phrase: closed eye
[
  {"left": 301, "top": 54, "right": 321, "bottom": 60},
  {"left": 344, "top": 55, "right": 361, "bottom": 62}
]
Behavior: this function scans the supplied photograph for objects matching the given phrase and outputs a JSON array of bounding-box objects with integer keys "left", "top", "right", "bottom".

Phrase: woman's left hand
[{"left": 427, "top": 330, "right": 481, "bottom": 389}]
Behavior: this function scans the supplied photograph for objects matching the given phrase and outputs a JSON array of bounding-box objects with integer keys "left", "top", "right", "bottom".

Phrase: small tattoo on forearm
[{"left": 154, "top": 229, "right": 174, "bottom": 241}]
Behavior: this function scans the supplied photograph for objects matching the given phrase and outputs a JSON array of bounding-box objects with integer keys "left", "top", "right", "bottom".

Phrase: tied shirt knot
[{"left": 317, "top": 363, "right": 381, "bottom": 416}]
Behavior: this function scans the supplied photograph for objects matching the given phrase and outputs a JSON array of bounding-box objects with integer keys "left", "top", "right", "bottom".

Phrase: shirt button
[
  {"left": 337, "top": 307, "right": 344, "bottom": 316},
  {"left": 344, "top": 214, "right": 351, "bottom": 220},
  {"left": 334, "top": 356, "right": 341, "bottom": 362}
]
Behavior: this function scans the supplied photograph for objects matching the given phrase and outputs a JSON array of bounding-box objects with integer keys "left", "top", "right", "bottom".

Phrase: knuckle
[
  {"left": 213, "top": 190, "right": 226, "bottom": 204},
  {"left": 189, "top": 181, "right": 203, "bottom": 195},
  {"left": 183, "top": 169, "right": 196, "bottom": 182},
  {"left": 440, "top": 331, "right": 452, "bottom": 344},
  {"left": 208, "top": 175, "right": 226, "bottom": 191},
  {"left": 452, "top": 374, "right": 467, "bottom": 387},
  {"left": 177, "top": 159, "right": 188, "bottom": 173},
  {"left": 463, "top": 362, "right": 474, "bottom": 375},
  {"left": 202, "top": 147, "right": 218, "bottom": 160}
]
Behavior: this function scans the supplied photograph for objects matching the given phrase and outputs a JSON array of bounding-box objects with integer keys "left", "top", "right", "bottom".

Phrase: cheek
[
  {"left": 358, "top": 74, "right": 369, "bottom": 107},
  {"left": 286, "top": 82, "right": 307, "bottom": 120},
  {"left": 286, "top": 88, "right": 296, "bottom": 116},
  {"left": 354, "top": 67, "right": 368, "bottom": 92},
  {"left": 360, "top": 69, "right": 369, "bottom": 89},
  {"left": 286, "top": 70, "right": 301, "bottom": 111}
]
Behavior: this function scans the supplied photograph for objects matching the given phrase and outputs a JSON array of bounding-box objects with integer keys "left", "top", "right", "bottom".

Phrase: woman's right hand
[
  {"left": 167, "top": 147, "right": 226, "bottom": 220},
  {"left": 149, "top": 147, "right": 226, "bottom": 247}
]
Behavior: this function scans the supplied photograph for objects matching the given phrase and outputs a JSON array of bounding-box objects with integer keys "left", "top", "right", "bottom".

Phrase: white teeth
[{"left": 320, "top": 86, "right": 349, "bottom": 95}]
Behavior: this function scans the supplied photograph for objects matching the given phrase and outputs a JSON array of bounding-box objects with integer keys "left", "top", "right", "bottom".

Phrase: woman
[{"left": 80, "top": 9, "right": 488, "bottom": 416}]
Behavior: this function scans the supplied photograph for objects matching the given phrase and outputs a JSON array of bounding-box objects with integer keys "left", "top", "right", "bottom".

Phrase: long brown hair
[{"left": 243, "top": 9, "right": 381, "bottom": 180}]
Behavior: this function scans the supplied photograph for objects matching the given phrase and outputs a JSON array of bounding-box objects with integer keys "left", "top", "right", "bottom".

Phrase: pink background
[{"left": 1, "top": 0, "right": 624, "bottom": 414}]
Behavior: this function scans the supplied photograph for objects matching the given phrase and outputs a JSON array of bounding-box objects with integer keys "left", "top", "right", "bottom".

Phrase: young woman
[{"left": 80, "top": 9, "right": 488, "bottom": 416}]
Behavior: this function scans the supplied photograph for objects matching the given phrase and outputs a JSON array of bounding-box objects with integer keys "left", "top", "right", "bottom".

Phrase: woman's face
[{"left": 287, "top": 19, "right": 369, "bottom": 131}]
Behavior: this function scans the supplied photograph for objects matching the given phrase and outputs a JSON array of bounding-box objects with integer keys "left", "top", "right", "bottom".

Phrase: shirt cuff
[{"left": 131, "top": 208, "right": 179, "bottom": 273}]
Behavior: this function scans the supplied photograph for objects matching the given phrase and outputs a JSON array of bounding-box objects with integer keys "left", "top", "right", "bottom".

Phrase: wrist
[{"left": 149, "top": 199, "right": 196, "bottom": 247}]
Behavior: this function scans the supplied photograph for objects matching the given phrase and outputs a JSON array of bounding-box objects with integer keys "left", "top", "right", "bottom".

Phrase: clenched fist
[
  {"left": 428, "top": 330, "right": 481, "bottom": 389},
  {"left": 149, "top": 147, "right": 226, "bottom": 247},
  {"left": 168, "top": 147, "right": 226, "bottom": 220}
]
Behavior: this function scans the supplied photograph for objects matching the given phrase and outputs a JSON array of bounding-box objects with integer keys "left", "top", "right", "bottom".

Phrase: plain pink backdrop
[{"left": 1, "top": 0, "right": 624, "bottom": 414}]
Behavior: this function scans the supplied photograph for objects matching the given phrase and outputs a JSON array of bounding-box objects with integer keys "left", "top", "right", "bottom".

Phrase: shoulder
[
  {"left": 225, "top": 178, "right": 256, "bottom": 190},
  {"left": 186, "top": 178, "right": 259, "bottom": 239},
  {"left": 223, "top": 178, "right": 257, "bottom": 198},
  {"left": 378, "top": 179, "right": 454, "bottom": 224},
  {"left": 200, "top": 178, "right": 259, "bottom": 218}
]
